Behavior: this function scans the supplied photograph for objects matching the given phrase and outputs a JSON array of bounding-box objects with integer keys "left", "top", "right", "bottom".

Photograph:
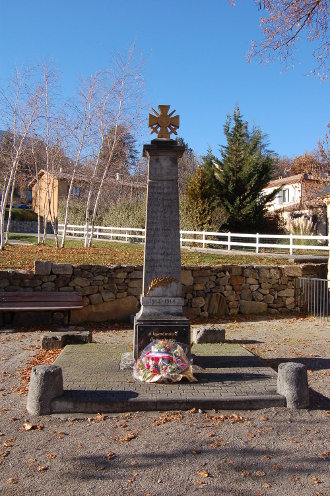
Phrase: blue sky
[{"left": 0, "top": 0, "right": 328, "bottom": 159}]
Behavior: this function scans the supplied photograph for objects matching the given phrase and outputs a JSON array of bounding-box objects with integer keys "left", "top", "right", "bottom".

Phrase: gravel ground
[{"left": 0, "top": 315, "right": 329, "bottom": 496}]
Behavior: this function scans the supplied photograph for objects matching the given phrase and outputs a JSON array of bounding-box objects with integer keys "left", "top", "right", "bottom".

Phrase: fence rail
[
  {"left": 58, "top": 224, "right": 329, "bottom": 255},
  {"left": 297, "top": 277, "right": 329, "bottom": 321}
]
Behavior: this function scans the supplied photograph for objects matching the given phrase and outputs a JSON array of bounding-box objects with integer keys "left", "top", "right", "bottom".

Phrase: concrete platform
[{"left": 52, "top": 342, "right": 286, "bottom": 413}]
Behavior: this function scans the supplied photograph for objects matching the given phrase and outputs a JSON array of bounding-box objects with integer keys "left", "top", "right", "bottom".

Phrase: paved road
[{"left": 0, "top": 315, "right": 329, "bottom": 496}]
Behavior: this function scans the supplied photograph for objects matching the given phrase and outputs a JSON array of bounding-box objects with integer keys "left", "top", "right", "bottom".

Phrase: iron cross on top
[{"left": 148, "top": 105, "right": 180, "bottom": 139}]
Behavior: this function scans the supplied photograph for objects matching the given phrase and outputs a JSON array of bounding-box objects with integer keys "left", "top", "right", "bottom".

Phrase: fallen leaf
[
  {"left": 312, "top": 477, "right": 321, "bottom": 484},
  {"left": 131, "top": 460, "right": 137, "bottom": 466},
  {"left": 241, "top": 470, "right": 251, "bottom": 477},
  {"left": 0, "top": 432, "right": 3, "bottom": 436},
  {"left": 272, "top": 465, "right": 283, "bottom": 470},
  {"left": 22, "top": 422, "right": 43, "bottom": 431},
  {"left": 107, "top": 451, "right": 114, "bottom": 460},
  {"left": 197, "top": 470, "right": 209, "bottom": 478},
  {"left": 128, "top": 477, "right": 134, "bottom": 483},
  {"left": 247, "top": 433, "right": 255, "bottom": 438},
  {"left": 88, "top": 413, "right": 105, "bottom": 422},
  {"left": 255, "top": 471, "right": 266, "bottom": 477},
  {"left": 153, "top": 411, "right": 183, "bottom": 426},
  {"left": 264, "top": 455, "right": 271, "bottom": 460},
  {"left": 7, "top": 478, "right": 18, "bottom": 484},
  {"left": 117, "top": 431, "right": 137, "bottom": 444},
  {"left": 57, "top": 432, "right": 65, "bottom": 439},
  {"left": 37, "top": 465, "right": 48, "bottom": 472},
  {"left": 318, "top": 451, "right": 329, "bottom": 459},
  {"left": 209, "top": 439, "right": 226, "bottom": 448},
  {"left": 0, "top": 450, "right": 10, "bottom": 457},
  {"left": 46, "top": 453, "right": 56, "bottom": 460},
  {"left": 263, "top": 483, "right": 271, "bottom": 488}
]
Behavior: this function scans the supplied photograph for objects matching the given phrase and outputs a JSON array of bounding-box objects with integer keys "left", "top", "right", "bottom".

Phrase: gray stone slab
[{"left": 50, "top": 343, "right": 286, "bottom": 414}]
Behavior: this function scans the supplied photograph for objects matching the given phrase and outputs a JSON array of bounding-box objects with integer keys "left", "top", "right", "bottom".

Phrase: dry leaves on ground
[
  {"left": 153, "top": 411, "right": 184, "bottom": 426},
  {"left": 88, "top": 413, "right": 105, "bottom": 422},
  {"left": 7, "top": 478, "right": 18, "bottom": 484},
  {"left": 197, "top": 470, "right": 209, "bottom": 478},
  {"left": 205, "top": 412, "right": 250, "bottom": 425},
  {"left": 113, "top": 431, "right": 138, "bottom": 444},
  {"left": 22, "top": 422, "right": 44, "bottom": 431},
  {"left": 15, "top": 349, "right": 61, "bottom": 395}
]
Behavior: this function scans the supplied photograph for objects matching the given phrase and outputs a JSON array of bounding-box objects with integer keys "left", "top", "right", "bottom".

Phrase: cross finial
[{"left": 148, "top": 105, "right": 180, "bottom": 139}]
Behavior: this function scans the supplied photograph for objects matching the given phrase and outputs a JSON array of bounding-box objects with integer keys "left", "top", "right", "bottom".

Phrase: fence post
[
  {"left": 256, "top": 233, "right": 259, "bottom": 254},
  {"left": 202, "top": 232, "right": 206, "bottom": 249},
  {"left": 96, "top": 228, "right": 99, "bottom": 240},
  {"left": 289, "top": 233, "right": 293, "bottom": 255},
  {"left": 125, "top": 231, "right": 128, "bottom": 242},
  {"left": 180, "top": 231, "right": 183, "bottom": 248},
  {"left": 228, "top": 232, "right": 231, "bottom": 251}
]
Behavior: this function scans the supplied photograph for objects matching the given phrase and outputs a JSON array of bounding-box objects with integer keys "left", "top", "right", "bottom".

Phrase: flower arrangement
[{"left": 133, "top": 340, "right": 196, "bottom": 383}]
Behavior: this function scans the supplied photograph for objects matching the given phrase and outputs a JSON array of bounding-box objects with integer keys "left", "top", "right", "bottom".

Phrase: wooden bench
[{"left": 0, "top": 292, "right": 83, "bottom": 325}]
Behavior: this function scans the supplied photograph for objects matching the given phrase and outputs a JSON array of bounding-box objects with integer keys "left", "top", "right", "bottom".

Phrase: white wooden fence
[{"left": 58, "top": 223, "right": 329, "bottom": 255}]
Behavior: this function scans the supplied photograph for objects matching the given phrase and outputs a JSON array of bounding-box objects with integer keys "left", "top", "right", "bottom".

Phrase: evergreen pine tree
[{"left": 213, "top": 106, "right": 278, "bottom": 233}]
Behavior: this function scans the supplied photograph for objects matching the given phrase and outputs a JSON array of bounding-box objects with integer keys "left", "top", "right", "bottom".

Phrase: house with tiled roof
[{"left": 262, "top": 173, "right": 329, "bottom": 235}]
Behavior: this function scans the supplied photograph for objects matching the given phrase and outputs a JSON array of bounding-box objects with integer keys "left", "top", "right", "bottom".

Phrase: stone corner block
[
  {"left": 277, "top": 362, "right": 309, "bottom": 409},
  {"left": 27, "top": 365, "right": 63, "bottom": 415},
  {"left": 51, "top": 263, "right": 73, "bottom": 275},
  {"left": 192, "top": 326, "right": 225, "bottom": 344},
  {"left": 34, "top": 260, "right": 52, "bottom": 276},
  {"left": 120, "top": 352, "right": 135, "bottom": 370},
  {"left": 41, "top": 330, "right": 92, "bottom": 350}
]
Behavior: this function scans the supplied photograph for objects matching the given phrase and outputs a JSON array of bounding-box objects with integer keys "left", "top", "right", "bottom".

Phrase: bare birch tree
[
  {"left": 84, "top": 51, "right": 144, "bottom": 247},
  {"left": 0, "top": 67, "right": 43, "bottom": 249},
  {"left": 60, "top": 74, "right": 99, "bottom": 248}
]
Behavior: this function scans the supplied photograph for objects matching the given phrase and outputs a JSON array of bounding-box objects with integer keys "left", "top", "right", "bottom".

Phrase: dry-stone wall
[{"left": 0, "top": 261, "right": 326, "bottom": 325}]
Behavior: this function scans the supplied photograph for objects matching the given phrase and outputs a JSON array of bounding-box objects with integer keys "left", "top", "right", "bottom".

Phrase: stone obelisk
[{"left": 133, "top": 105, "right": 190, "bottom": 359}]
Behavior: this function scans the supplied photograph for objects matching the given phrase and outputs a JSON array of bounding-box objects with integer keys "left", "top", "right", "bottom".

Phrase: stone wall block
[
  {"left": 192, "top": 296, "right": 205, "bottom": 308},
  {"left": 206, "top": 293, "right": 228, "bottom": 316},
  {"left": 69, "top": 277, "right": 90, "bottom": 288},
  {"left": 230, "top": 275, "right": 244, "bottom": 286},
  {"left": 128, "top": 280, "right": 142, "bottom": 288},
  {"left": 52, "top": 264, "right": 73, "bottom": 275},
  {"left": 246, "top": 277, "right": 258, "bottom": 285},
  {"left": 81, "top": 286, "right": 98, "bottom": 296},
  {"left": 241, "top": 289, "right": 252, "bottom": 301},
  {"left": 41, "top": 275, "right": 57, "bottom": 282},
  {"left": 55, "top": 276, "right": 71, "bottom": 288},
  {"left": 253, "top": 291, "right": 264, "bottom": 302},
  {"left": 89, "top": 293, "right": 103, "bottom": 305},
  {"left": 240, "top": 300, "right": 267, "bottom": 314},
  {"left": 22, "top": 279, "right": 42, "bottom": 288},
  {"left": 278, "top": 289, "right": 295, "bottom": 297},
  {"left": 27, "top": 365, "right": 63, "bottom": 415},
  {"left": 34, "top": 261, "right": 52, "bottom": 276},
  {"left": 102, "top": 291, "right": 115, "bottom": 302},
  {"left": 41, "top": 282, "right": 56, "bottom": 291}
]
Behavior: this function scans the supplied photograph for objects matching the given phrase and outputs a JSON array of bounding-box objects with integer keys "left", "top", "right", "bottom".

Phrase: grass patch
[{"left": 1, "top": 235, "right": 296, "bottom": 270}]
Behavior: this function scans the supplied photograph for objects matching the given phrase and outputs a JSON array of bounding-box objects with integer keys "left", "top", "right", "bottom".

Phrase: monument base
[{"left": 133, "top": 314, "right": 191, "bottom": 359}]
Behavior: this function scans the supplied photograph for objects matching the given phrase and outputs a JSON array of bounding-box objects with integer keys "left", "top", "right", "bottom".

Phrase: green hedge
[{"left": 5, "top": 208, "right": 38, "bottom": 222}]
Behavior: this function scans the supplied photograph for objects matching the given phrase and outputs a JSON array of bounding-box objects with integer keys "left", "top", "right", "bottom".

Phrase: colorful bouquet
[{"left": 133, "top": 340, "right": 196, "bottom": 383}]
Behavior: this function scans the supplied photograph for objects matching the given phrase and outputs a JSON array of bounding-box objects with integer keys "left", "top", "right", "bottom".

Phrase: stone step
[{"left": 51, "top": 390, "right": 286, "bottom": 414}]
